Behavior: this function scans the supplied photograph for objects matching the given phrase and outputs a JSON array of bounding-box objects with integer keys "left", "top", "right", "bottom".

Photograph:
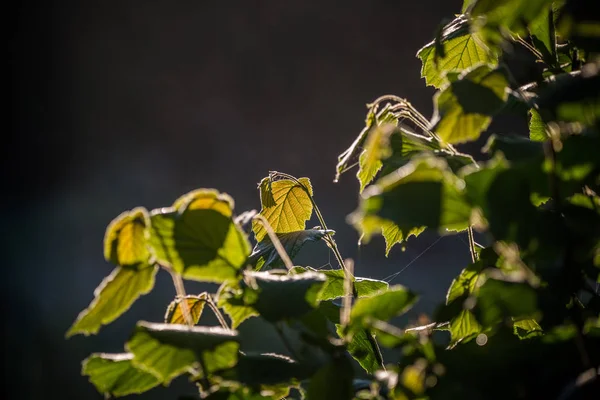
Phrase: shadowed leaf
[
  {"left": 350, "top": 285, "right": 418, "bottom": 329},
  {"left": 336, "top": 325, "right": 380, "bottom": 374}
]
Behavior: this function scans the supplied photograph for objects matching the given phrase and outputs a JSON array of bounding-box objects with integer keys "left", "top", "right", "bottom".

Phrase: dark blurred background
[{"left": 7, "top": 0, "right": 512, "bottom": 398}]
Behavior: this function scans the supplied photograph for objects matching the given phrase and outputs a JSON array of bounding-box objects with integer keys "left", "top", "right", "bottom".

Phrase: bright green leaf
[
  {"left": 350, "top": 285, "right": 417, "bottom": 328},
  {"left": 292, "top": 267, "right": 388, "bottom": 301},
  {"left": 67, "top": 264, "right": 158, "bottom": 337},
  {"left": 126, "top": 321, "right": 239, "bottom": 383},
  {"left": 82, "top": 353, "right": 160, "bottom": 397},
  {"left": 249, "top": 229, "right": 333, "bottom": 270},
  {"left": 431, "top": 64, "right": 508, "bottom": 144},
  {"left": 164, "top": 294, "right": 207, "bottom": 325},
  {"left": 446, "top": 262, "right": 483, "bottom": 305},
  {"left": 217, "top": 281, "right": 260, "bottom": 329},
  {"left": 252, "top": 177, "right": 314, "bottom": 242},
  {"left": 513, "top": 318, "right": 543, "bottom": 339},
  {"left": 448, "top": 309, "right": 481, "bottom": 347},
  {"left": 529, "top": 108, "right": 548, "bottom": 142},
  {"left": 417, "top": 15, "right": 498, "bottom": 89},
  {"left": 148, "top": 189, "right": 251, "bottom": 283},
  {"left": 104, "top": 207, "right": 150, "bottom": 267},
  {"left": 357, "top": 123, "right": 393, "bottom": 192},
  {"left": 336, "top": 325, "right": 380, "bottom": 374}
]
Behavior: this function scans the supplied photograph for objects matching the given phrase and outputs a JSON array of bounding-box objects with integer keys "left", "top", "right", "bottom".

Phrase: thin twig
[
  {"left": 341, "top": 259, "right": 354, "bottom": 326},
  {"left": 167, "top": 268, "right": 193, "bottom": 327},
  {"left": 467, "top": 227, "right": 478, "bottom": 263},
  {"left": 206, "top": 295, "right": 231, "bottom": 331},
  {"left": 252, "top": 214, "right": 293, "bottom": 270}
]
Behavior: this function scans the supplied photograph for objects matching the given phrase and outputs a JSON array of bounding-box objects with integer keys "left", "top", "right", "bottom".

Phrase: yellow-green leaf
[
  {"left": 448, "top": 309, "right": 481, "bottom": 347},
  {"left": 417, "top": 15, "right": 497, "bottom": 89},
  {"left": 82, "top": 353, "right": 159, "bottom": 397},
  {"left": 431, "top": 64, "right": 508, "bottom": 144},
  {"left": 252, "top": 178, "right": 314, "bottom": 242},
  {"left": 67, "top": 264, "right": 158, "bottom": 337},
  {"left": 529, "top": 108, "right": 548, "bottom": 142},
  {"left": 104, "top": 207, "right": 150, "bottom": 267},
  {"left": 513, "top": 318, "right": 543, "bottom": 339},
  {"left": 357, "top": 124, "right": 393, "bottom": 192},
  {"left": 164, "top": 294, "right": 208, "bottom": 325}
]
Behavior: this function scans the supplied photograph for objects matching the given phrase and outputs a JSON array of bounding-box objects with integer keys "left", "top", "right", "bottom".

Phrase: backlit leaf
[
  {"left": 446, "top": 262, "right": 483, "bottom": 305},
  {"left": 148, "top": 189, "right": 251, "bottom": 283},
  {"left": 357, "top": 123, "right": 393, "bottom": 192},
  {"left": 529, "top": 108, "right": 548, "bottom": 142},
  {"left": 104, "top": 207, "right": 150, "bottom": 267},
  {"left": 217, "top": 281, "right": 260, "bottom": 329},
  {"left": 417, "top": 15, "right": 498, "bottom": 89},
  {"left": 126, "top": 322, "right": 239, "bottom": 383},
  {"left": 67, "top": 264, "right": 158, "bottom": 337},
  {"left": 513, "top": 318, "right": 543, "bottom": 339},
  {"left": 291, "top": 267, "right": 388, "bottom": 301},
  {"left": 164, "top": 294, "right": 208, "bottom": 325},
  {"left": 431, "top": 64, "right": 508, "bottom": 144},
  {"left": 448, "top": 309, "right": 481, "bottom": 347},
  {"left": 249, "top": 229, "right": 333, "bottom": 270},
  {"left": 336, "top": 325, "right": 380, "bottom": 374},
  {"left": 252, "top": 178, "right": 314, "bottom": 242},
  {"left": 82, "top": 353, "right": 159, "bottom": 397},
  {"left": 350, "top": 285, "right": 418, "bottom": 328}
]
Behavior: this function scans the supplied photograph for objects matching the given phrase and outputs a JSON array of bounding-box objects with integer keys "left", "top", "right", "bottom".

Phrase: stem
[
  {"left": 167, "top": 268, "right": 194, "bottom": 327},
  {"left": 467, "top": 227, "right": 478, "bottom": 263},
  {"left": 206, "top": 295, "right": 231, "bottom": 331},
  {"left": 252, "top": 214, "right": 293, "bottom": 270}
]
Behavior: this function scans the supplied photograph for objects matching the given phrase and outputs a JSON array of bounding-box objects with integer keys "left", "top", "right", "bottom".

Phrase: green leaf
[
  {"left": 291, "top": 267, "right": 388, "bottom": 301},
  {"left": 245, "top": 271, "right": 327, "bottom": 322},
  {"left": 252, "top": 177, "right": 314, "bottom": 242},
  {"left": 448, "top": 309, "right": 481, "bottom": 347},
  {"left": 218, "top": 353, "right": 314, "bottom": 386},
  {"left": 529, "top": 108, "right": 548, "bottom": 142},
  {"left": 350, "top": 285, "right": 417, "bottom": 328},
  {"left": 357, "top": 123, "right": 393, "bottom": 192},
  {"left": 104, "top": 207, "right": 151, "bottom": 266},
  {"left": 431, "top": 64, "right": 509, "bottom": 144},
  {"left": 351, "top": 156, "right": 472, "bottom": 244},
  {"left": 306, "top": 357, "right": 354, "bottom": 400},
  {"left": 475, "top": 278, "right": 539, "bottom": 327},
  {"left": 249, "top": 229, "right": 333, "bottom": 270},
  {"left": 164, "top": 294, "right": 207, "bottom": 325},
  {"left": 446, "top": 262, "right": 483, "bottom": 305},
  {"left": 357, "top": 217, "right": 426, "bottom": 256},
  {"left": 529, "top": 8, "right": 557, "bottom": 64},
  {"left": 126, "top": 321, "right": 239, "bottom": 383},
  {"left": 417, "top": 15, "right": 498, "bottom": 89},
  {"left": 148, "top": 189, "right": 251, "bottom": 283},
  {"left": 335, "top": 325, "right": 380, "bottom": 374},
  {"left": 217, "top": 281, "right": 260, "bottom": 329},
  {"left": 67, "top": 264, "right": 158, "bottom": 337},
  {"left": 513, "top": 318, "right": 543, "bottom": 339},
  {"left": 82, "top": 353, "right": 160, "bottom": 397}
]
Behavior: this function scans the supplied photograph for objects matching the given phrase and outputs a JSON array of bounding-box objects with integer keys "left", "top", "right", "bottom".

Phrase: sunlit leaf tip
[{"left": 104, "top": 207, "right": 151, "bottom": 267}]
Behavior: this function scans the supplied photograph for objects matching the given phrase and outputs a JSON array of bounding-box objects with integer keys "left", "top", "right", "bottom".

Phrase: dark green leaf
[
  {"left": 82, "top": 353, "right": 160, "bottom": 397},
  {"left": 126, "top": 321, "right": 239, "bottom": 383},
  {"left": 431, "top": 64, "right": 508, "bottom": 144},
  {"left": 148, "top": 189, "right": 251, "bottom": 283},
  {"left": 475, "top": 278, "right": 539, "bottom": 326},
  {"left": 417, "top": 15, "right": 498, "bottom": 89},
  {"left": 306, "top": 357, "right": 354, "bottom": 400},
  {"left": 252, "top": 177, "right": 314, "bottom": 242},
  {"left": 67, "top": 264, "right": 158, "bottom": 337},
  {"left": 249, "top": 229, "right": 333, "bottom": 270},
  {"left": 217, "top": 281, "right": 259, "bottom": 329},
  {"left": 104, "top": 207, "right": 151, "bottom": 267},
  {"left": 350, "top": 285, "right": 418, "bottom": 328},
  {"left": 291, "top": 267, "right": 388, "bottom": 301},
  {"left": 351, "top": 157, "right": 472, "bottom": 243},
  {"left": 219, "top": 353, "right": 314, "bottom": 386},
  {"left": 245, "top": 271, "right": 327, "bottom": 322},
  {"left": 336, "top": 325, "right": 380, "bottom": 374},
  {"left": 164, "top": 294, "right": 207, "bottom": 325}
]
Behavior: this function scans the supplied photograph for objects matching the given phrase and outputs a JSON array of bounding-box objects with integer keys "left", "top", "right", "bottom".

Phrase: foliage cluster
[{"left": 68, "top": 1, "right": 600, "bottom": 398}]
